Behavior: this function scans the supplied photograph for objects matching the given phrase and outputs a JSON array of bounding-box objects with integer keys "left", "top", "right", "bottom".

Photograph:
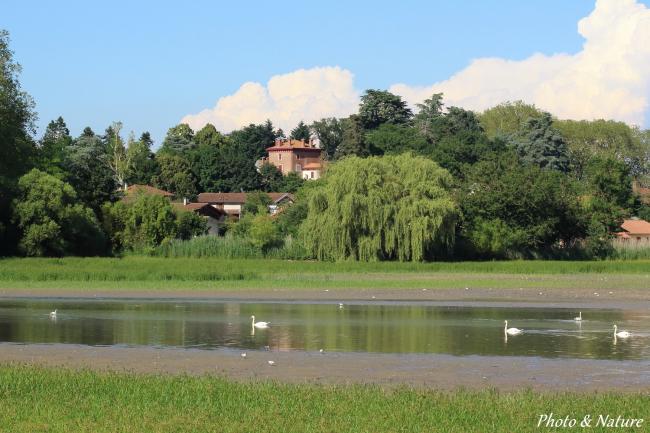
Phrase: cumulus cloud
[
  {"left": 183, "top": 0, "right": 650, "bottom": 131},
  {"left": 391, "top": 0, "right": 650, "bottom": 126},
  {"left": 181, "top": 67, "right": 360, "bottom": 133}
]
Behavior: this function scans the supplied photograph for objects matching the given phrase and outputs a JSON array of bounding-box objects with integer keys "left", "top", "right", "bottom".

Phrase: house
[
  {"left": 197, "top": 192, "right": 294, "bottom": 219},
  {"left": 614, "top": 218, "right": 650, "bottom": 247},
  {"left": 258, "top": 138, "right": 324, "bottom": 180}
]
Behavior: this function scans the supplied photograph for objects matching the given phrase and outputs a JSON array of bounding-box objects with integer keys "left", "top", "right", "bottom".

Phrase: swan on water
[
  {"left": 251, "top": 315, "right": 270, "bottom": 329},
  {"left": 574, "top": 311, "right": 582, "bottom": 322},
  {"left": 614, "top": 324, "right": 631, "bottom": 338},
  {"left": 504, "top": 320, "right": 523, "bottom": 335},
  {"left": 268, "top": 360, "right": 275, "bottom": 366},
  {"left": 49, "top": 309, "right": 57, "bottom": 319}
]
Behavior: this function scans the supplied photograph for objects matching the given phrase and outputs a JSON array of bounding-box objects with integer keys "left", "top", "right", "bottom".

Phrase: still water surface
[{"left": 0, "top": 299, "right": 648, "bottom": 360}]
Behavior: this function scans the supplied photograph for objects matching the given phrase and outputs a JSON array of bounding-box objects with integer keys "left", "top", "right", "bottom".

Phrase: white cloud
[
  {"left": 181, "top": 67, "right": 359, "bottom": 133},
  {"left": 391, "top": 0, "right": 650, "bottom": 126},
  {"left": 183, "top": 0, "right": 650, "bottom": 131}
]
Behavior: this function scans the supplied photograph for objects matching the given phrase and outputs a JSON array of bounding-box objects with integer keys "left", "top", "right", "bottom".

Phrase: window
[
  {"left": 278, "top": 153, "right": 282, "bottom": 160},
  {"left": 310, "top": 171, "right": 314, "bottom": 179},
  {"left": 297, "top": 154, "right": 301, "bottom": 160},
  {"left": 296, "top": 164, "right": 302, "bottom": 172}
]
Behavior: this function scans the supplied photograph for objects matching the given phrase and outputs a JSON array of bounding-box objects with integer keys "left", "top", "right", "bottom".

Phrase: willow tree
[{"left": 301, "top": 154, "right": 458, "bottom": 261}]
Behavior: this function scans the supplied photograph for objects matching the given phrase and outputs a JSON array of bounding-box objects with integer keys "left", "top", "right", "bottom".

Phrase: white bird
[
  {"left": 319, "top": 349, "right": 324, "bottom": 353},
  {"left": 251, "top": 315, "right": 270, "bottom": 329},
  {"left": 504, "top": 320, "right": 523, "bottom": 335},
  {"left": 338, "top": 303, "right": 344, "bottom": 309},
  {"left": 614, "top": 325, "right": 631, "bottom": 338},
  {"left": 49, "top": 309, "right": 57, "bottom": 319},
  {"left": 268, "top": 360, "right": 275, "bottom": 366},
  {"left": 241, "top": 353, "right": 247, "bottom": 358},
  {"left": 574, "top": 311, "right": 582, "bottom": 322}
]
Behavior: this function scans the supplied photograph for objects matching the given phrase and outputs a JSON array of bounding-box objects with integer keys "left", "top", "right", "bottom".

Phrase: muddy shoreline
[{"left": 1, "top": 343, "right": 649, "bottom": 392}]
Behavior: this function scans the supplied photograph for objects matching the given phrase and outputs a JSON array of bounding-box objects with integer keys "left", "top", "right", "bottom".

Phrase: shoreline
[{"left": 1, "top": 343, "right": 649, "bottom": 392}]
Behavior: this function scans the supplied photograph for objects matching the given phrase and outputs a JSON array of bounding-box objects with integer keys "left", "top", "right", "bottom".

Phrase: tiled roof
[
  {"left": 302, "top": 162, "right": 322, "bottom": 170},
  {"left": 197, "top": 192, "right": 294, "bottom": 204},
  {"left": 620, "top": 219, "right": 650, "bottom": 235},
  {"left": 171, "top": 202, "right": 224, "bottom": 217}
]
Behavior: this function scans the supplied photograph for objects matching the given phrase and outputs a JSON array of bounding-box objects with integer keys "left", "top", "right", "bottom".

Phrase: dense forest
[{"left": 1, "top": 30, "right": 649, "bottom": 260}]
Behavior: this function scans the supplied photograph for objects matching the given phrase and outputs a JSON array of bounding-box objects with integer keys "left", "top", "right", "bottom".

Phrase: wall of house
[
  {"left": 613, "top": 234, "right": 650, "bottom": 248},
  {"left": 267, "top": 149, "right": 321, "bottom": 175}
]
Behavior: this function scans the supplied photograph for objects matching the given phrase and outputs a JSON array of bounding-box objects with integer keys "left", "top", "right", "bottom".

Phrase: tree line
[{"left": 2, "top": 30, "right": 649, "bottom": 260}]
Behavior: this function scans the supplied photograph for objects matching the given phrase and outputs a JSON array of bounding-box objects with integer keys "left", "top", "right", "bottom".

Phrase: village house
[
  {"left": 121, "top": 184, "right": 224, "bottom": 235},
  {"left": 197, "top": 192, "right": 294, "bottom": 220},
  {"left": 614, "top": 218, "right": 650, "bottom": 247},
  {"left": 258, "top": 138, "right": 324, "bottom": 180}
]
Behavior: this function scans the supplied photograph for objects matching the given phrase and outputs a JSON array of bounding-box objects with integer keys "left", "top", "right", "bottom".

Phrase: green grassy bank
[
  {"left": 0, "top": 257, "right": 649, "bottom": 291},
  {"left": 0, "top": 365, "right": 647, "bottom": 433}
]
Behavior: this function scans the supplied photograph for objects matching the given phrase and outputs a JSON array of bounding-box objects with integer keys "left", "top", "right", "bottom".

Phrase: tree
[
  {"left": 175, "top": 210, "right": 208, "bottom": 240},
  {"left": 514, "top": 113, "right": 569, "bottom": 172},
  {"left": 198, "top": 142, "right": 261, "bottom": 192},
  {"left": 160, "top": 123, "right": 195, "bottom": 154},
  {"left": 301, "top": 153, "right": 458, "bottom": 261},
  {"left": 365, "top": 123, "right": 429, "bottom": 156},
  {"left": 249, "top": 214, "right": 281, "bottom": 251},
  {"left": 335, "top": 115, "right": 369, "bottom": 159},
  {"left": 153, "top": 154, "right": 197, "bottom": 199},
  {"left": 12, "top": 169, "right": 106, "bottom": 256},
  {"left": 290, "top": 121, "right": 311, "bottom": 141},
  {"left": 104, "top": 121, "right": 132, "bottom": 187},
  {"left": 479, "top": 101, "right": 545, "bottom": 139},
  {"left": 358, "top": 89, "right": 412, "bottom": 129},
  {"left": 460, "top": 152, "right": 583, "bottom": 257},
  {"left": 259, "top": 163, "right": 284, "bottom": 192},
  {"left": 64, "top": 131, "right": 117, "bottom": 212},
  {"left": 0, "top": 30, "right": 37, "bottom": 254},
  {"left": 126, "top": 132, "right": 159, "bottom": 185},
  {"left": 229, "top": 120, "right": 276, "bottom": 161},
  {"left": 119, "top": 194, "right": 178, "bottom": 250},
  {"left": 243, "top": 191, "right": 272, "bottom": 215},
  {"left": 413, "top": 93, "right": 444, "bottom": 140},
  {"left": 36, "top": 116, "right": 71, "bottom": 179},
  {"left": 584, "top": 156, "right": 635, "bottom": 232},
  {"left": 429, "top": 132, "right": 506, "bottom": 179},
  {"left": 311, "top": 118, "right": 343, "bottom": 160},
  {"left": 195, "top": 123, "right": 227, "bottom": 147},
  {"left": 278, "top": 172, "right": 304, "bottom": 193}
]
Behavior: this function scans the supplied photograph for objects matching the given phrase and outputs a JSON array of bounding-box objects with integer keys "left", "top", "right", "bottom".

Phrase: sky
[{"left": 3, "top": 0, "right": 650, "bottom": 147}]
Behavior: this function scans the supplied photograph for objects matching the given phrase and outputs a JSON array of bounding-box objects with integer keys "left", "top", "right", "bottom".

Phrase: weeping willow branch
[{"left": 300, "top": 153, "right": 458, "bottom": 261}]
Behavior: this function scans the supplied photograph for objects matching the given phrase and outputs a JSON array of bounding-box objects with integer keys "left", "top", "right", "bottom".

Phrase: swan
[
  {"left": 268, "top": 360, "right": 275, "bottom": 366},
  {"left": 574, "top": 311, "right": 582, "bottom": 322},
  {"left": 49, "top": 309, "right": 57, "bottom": 319},
  {"left": 504, "top": 320, "right": 523, "bottom": 335},
  {"left": 251, "top": 315, "right": 270, "bottom": 329},
  {"left": 338, "top": 303, "right": 344, "bottom": 309},
  {"left": 614, "top": 325, "right": 631, "bottom": 338},
  {"left": 241, "top": 353, "right": 247, "bottom": 358}
]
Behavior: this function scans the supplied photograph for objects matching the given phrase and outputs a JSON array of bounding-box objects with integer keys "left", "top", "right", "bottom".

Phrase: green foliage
[
  {"left": 479, "top": 101, "right": 545, "bottom": 139},
  {"left": 413, "top": 93, "right": 444, "bottom": 139},
  {"left": 358, "top": 89, "right": 412, "bottom": 129},
  {"left": 335, "top": 115, "right": 369, "bottom": 158},
  {"left": 229, "top": 120, "right": 276, "bottom": 161},
  {"left": 429, "top": 132, "right": 505, "bottom": 179},
  {"left": 301, "top": 154, "right": 458, "bottom": 261},
  {"left": 160, "top": 123, "right": 195, "bottom": 154},
  {"left": 243, "top": 191, "right": 272, "bottom": 215},
  {"left": 513, "top": 113, "right": 569, "bottom": 172},
  {"left": 259, "top": 163, "right": 284, "bottom": 192},
  {"left": 278, "top": 171, "right": 305, "bottom": 193},
  {"left": 555, "top": 119, "right": 648, "bottom": 178},
  {"left": 194, "top": 123, "right": 227, "bottom": 147},
  {"left": 36, "top": 116, "right": 71, "bottom": 179},
  {"left": 12, "top": 169, "right": 106, "bottom": 256},
  {"left": 63, "top": 131, "right": 117, "bottom": 212},
  {"left": 175, "top": 209, "right": 208, "bottom": 240},
  {"left": 311, "top": 118, "right": 343, "bottom": 160},
  {"left": 290, "top": 120, "right": 311, "bottom": 141},
  {"left": 365, "top": 123, "right": 429, "bottom": 156},
  {"left": 249, "top": 214, "right": 281, "bottom": 251},
  {"left": 126, "top": 132, "right": 159, "bottom": 185},
  {"left": 153, "top": 153, "right": 197, "bottom": 199},
  {"left": 461, "top": 152, "right": 584, "bottom": 256},
  {"left": 109, "top": 194, "right": 177, "bottom": 251},
  {"left": 195, "top": 141, "right": 261, "bottom": 192}
]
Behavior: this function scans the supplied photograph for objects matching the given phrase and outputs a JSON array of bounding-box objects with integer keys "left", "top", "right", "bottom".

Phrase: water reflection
[{"left": 0, "top": 299, "right": 648, "bottom": 360}]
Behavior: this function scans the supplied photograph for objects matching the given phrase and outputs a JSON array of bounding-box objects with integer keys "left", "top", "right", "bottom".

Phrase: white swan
[
  {"left": 574, "top": 311, "right": 582, "bottom": 322},
  {"left": 614, "top": 324, "right": 631, "bottom": 338},
  {"left": 504, "top": 320, "right": 522, "bottom": 335},
  {"left": 251, "top": 315, "right": 269, "bottom": 329},
  {"left": 49, "top": 309, "right": 57, "bottom": 319}
]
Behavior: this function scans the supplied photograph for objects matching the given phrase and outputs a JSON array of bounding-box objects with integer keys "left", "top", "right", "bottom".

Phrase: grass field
[
  {"left": 0, "top": 257, "right": 649, "bottom": 291},
  {"left": 0, "top": 365, "right": 647, "bottom": 433}
]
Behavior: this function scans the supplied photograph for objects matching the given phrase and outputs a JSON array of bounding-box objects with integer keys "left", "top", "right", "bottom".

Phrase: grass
[
  {"left": 0, "top": 365, "right": 647, "bottom": 433},
  {"left": 0, "top": 256, "right": 649, "bottom": 291}
]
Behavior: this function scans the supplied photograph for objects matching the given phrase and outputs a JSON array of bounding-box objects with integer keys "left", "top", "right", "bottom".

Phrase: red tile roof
[
  {"left": 172, "top": 202, "right": 224, "bottom": 218},
  {"left": 620, "top": 219, "right": 650, "bottom": 235},
  {"left": 302, "top": 162, "right": 322, "bottom": 170},
  {"left": 266, "top": 139, "right": 321, "bottom": 152}
]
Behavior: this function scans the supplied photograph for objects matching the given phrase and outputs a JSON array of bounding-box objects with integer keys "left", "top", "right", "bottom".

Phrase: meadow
[
  {"left": 0, "top": 365, "right": 647, "bottom": 433},
  {"left": 0, "top": 256, "right": 649, "bottom": 291}
]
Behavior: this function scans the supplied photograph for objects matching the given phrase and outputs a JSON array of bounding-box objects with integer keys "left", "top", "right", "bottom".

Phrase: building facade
[{"left": 260, "top": 138, "right": 324, "bottom": 180}]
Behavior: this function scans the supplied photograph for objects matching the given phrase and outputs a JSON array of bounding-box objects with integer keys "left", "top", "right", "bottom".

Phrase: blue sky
[{"left": 3, "top": 0, "right": 649, "bottom": 145}]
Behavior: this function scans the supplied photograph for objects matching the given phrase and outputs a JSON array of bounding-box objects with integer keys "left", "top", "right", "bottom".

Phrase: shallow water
[{"left": 0, "top": 299, "right": 648, "bottom": 360}]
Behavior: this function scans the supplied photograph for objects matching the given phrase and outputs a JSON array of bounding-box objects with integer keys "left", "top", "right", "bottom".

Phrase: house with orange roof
[
  {"left": 258, "top": 138, "right": 324, "bottom": 180},
  {"left": 614, "top": 218, "right": 650, "bottom": 247},
  {"left": 197, "top": 192, "right": 294, "bottom": 220}
]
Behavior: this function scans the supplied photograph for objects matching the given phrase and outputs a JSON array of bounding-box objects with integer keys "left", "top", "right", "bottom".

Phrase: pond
[{"left": 0, "top": 298, "right": 648, "bottom": 360}]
